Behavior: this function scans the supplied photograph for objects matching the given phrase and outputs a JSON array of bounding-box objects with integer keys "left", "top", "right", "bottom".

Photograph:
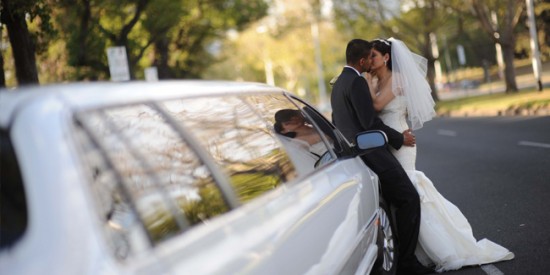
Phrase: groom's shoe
[{"left": 397, "top": 259, "right": 435, "bottom": 275}]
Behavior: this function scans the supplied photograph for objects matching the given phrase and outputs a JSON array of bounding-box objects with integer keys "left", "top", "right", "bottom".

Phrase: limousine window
[
  {"left": 162, "top": 95, "right": 297, "bottom": 204},
  {"left": 75, "top": 104, "right": 229, "bottom": 259},
  {"left": 243, "top": 94, "right": 333, "bottom": 174}
]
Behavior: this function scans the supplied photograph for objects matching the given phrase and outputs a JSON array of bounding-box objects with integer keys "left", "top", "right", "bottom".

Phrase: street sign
[
  {"left": 457, "top": 45, "right": 466, "bottom": 66},
  {"left": 145, "top": 67, "right": 158, "bottom": 81},
  {"left": 106, "top": 46, "right": 130, "bottom": 81}
]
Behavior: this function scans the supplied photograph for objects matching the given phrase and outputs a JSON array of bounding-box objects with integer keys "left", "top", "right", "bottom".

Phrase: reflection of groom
[{"left": 331, "top": 39, "right": 432, "bottom": 275}]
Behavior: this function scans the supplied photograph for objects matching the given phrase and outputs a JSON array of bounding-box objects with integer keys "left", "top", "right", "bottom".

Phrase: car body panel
[{"left": 154, "top": 157, "right": 378, "bottom": 275}]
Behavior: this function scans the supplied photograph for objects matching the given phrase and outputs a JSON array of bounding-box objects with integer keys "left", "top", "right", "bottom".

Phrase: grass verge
[{"left": 436, "top": 88, "right": 550, "bottom": 117}]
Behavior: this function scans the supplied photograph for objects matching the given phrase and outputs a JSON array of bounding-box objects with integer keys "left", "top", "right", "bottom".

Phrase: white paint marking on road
[
  {"left": 436, "top": 129, "right": 457, "bottom": 137},
  {"left": 481, "top": 264, "right": 505, "bottom": 275},
  {"left": 518, "top": 140, "right": 550, "bottom": 149}
]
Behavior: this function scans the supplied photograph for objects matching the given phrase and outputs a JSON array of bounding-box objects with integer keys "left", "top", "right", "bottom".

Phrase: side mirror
[{"left": 355, "top": 130, "right": 387, "bottom": 151}]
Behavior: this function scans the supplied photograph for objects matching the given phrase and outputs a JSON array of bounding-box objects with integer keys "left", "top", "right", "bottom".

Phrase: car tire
[{"left": 370, "top": 199, "right": 398, "bottom": 275}]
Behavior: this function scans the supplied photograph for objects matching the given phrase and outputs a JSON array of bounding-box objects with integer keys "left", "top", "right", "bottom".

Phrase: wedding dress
[
  {"left": 277, "top": 135, "right": 327, "bottom": 173},
  {"left": 378, "top": 95, "right": 515, "bottom": 272}
]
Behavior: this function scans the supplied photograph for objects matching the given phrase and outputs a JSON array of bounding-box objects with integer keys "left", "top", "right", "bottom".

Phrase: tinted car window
[
  {"left": 290, "top": 96, "right": 353, "bottom": 157},
  {"left": 75, "top": 104, "right": 229, "bottom": 259},
  {"left": 0, "top": 129, "right": 27, "bottom": 249},
  {"left": 162, "top": 95, "right": 296, "bottom": 203},
  {"left": 243, "top": 94, "right": 333, "bottom": 174},
  {"left": 290, "top": 100, "right": 337, "bottom": 163}
]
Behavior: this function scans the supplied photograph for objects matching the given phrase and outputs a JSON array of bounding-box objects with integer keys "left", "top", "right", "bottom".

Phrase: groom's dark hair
[{"left": 346, "top": 39, "right": 372, "bottom": 65}]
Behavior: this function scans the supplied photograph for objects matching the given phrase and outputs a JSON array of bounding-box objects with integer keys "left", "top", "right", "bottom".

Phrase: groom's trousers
[{"left": 361, "top": 148, "right": 421, "bottom": 265}]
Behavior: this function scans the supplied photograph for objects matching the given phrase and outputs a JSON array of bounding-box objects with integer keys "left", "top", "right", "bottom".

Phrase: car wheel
[{"left": 371, "top": 200, "right": 397, "bottom": 275}]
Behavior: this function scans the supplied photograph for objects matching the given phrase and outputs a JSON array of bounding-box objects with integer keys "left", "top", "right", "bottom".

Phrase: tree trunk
[
  {"left": 470, "top": 0, "right": 522, "bottom": 93},
  {"left": 0, "top": 50, "right": 5, "bottom": 88},
  {"left": 76, "top": 0, "right": 92, "bottom": 66},
  {"left": 422, "top": 32, "right": 439, "bottom": 102},
  {"left": 427, "top": 57, "right": 439, "bottom": 101},
  {"left": 154, "top": 38, "right": 173, "bottom": 79},
  {"left": 422, "top": 1, "right": 439, "bottom": 101},
  {"left": 501, "top": 41, "right": 518, "bottom": 93},
  {"left": 1, "top": 0, "right": 39, "bottom": 86}
]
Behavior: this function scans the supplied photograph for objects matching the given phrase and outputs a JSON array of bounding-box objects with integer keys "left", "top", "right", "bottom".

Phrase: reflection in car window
[
  {"left": 162, "top": 95, "right": 296, "bottom": 203},
  {"left": 244, "top": 94, "right": 334, "bottom": 174},
  {"left": 75, "top": 104, "right": 229, "bottom": 259},
  {"left": 291, "top": 100, "right": 339, "bottom": 162}
]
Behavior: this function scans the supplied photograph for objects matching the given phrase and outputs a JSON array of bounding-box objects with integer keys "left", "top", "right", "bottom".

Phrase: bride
[{"left": 366, "top": 37, "right": 514, "bottom": 272}]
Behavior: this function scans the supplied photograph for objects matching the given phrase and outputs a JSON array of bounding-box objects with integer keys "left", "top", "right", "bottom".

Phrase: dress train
[{"left": 408, "top": 170, "right": 514, "bottom": 272}]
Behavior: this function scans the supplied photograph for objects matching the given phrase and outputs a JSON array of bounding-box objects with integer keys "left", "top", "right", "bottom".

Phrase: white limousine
[{"left": 0, "top": 81, "right": 396, "bottom": 275}]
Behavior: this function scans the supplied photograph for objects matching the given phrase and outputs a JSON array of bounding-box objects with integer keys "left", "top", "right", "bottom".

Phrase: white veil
[{"left": 388, "top": 37, "right": 436, "bottom": 130}]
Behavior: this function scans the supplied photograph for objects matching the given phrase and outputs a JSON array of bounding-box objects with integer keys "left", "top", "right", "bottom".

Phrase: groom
[{"left": 330, "top": 38, "right": 432, "bottom": 275}]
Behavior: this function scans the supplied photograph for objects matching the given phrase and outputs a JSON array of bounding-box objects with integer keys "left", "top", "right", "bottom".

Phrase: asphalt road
[{"left": 413, "top": 116, "right": 550, "bottom": 275}]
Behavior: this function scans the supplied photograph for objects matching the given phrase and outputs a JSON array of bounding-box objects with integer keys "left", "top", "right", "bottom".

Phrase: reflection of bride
[
  {"left": 273, "top": 109, "right": 327, "bottom": 157},
  {"left": 367, "top": 38, "right": 514, "bottom": 272}
]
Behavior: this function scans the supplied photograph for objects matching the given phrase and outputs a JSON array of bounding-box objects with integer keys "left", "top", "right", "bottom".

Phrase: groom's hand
[{"left": 403, "top": 129, "right": 416, "bottom": 147}]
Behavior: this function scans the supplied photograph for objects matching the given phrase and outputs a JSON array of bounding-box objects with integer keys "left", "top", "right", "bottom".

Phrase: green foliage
[
  {"left": 436, "top": 88, "right": 550, "bottom": 116},
  {"left": 142, "top": 0, "right": 183, "bottom": 34},
  {"left": 25, "top": 0, "right": 268, "bottom": 82},
  {"left": 231, "top": 173, "right": 280, "bottom": 203},
  {"left": 332, "top": 0, "right": 380, "bottom": 39},
  {"left": 162, "top": 0, "right": 269, "bottom": 79},
  {"left": 54, "top": 0, "right": 109, "bottom": 80},
  {"left": 25, "top": 0, "right": 56, "bottom": 54},
  {"left": 181, "top": 179, "right": 229, "bottom": 226}
]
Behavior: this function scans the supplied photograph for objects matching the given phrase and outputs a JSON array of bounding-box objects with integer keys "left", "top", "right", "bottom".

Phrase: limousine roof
[{"left": 0, "top": 80, "right": 287, "bottom": 128}]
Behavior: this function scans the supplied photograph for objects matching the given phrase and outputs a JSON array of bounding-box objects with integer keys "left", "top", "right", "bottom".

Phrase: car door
[
  {"left": 285, "top": 95, "right": 381, "bottom": 274},
  {"left": 239, "top": 93, "right": 381, "bottom": 274}
]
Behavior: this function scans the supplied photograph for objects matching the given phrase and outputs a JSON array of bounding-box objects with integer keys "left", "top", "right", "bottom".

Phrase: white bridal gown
[{"left": 378, "top": 96, "right": 515, "bottom": 272}]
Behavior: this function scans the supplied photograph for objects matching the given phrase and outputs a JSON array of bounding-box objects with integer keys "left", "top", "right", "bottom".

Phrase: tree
[
  {"left": 94, "top": 0, "right": 151, "bottom": 80},
  {"left": 53, "top": 0, "right": 268, "bottom": 81},
  {"left": 142, "top": 0, "right": 184, "bottom": 79},
  {"left": 536, "top": 0, "right": 550, "bottom": 57},
  {"left": 0, "top": 26, "right": 6, "bottom": 87},
  {"left": 0, "top": 0, "right": 52, "bottom": 86},
  {"left": 153, "top": 0, "right": 269, "bottom": 79},
  {"left": 55, "top": 0, "right": 109, "bottom": 80},
  {"left": 468, "top": 0, "right": 524, "bottom": 93},
  {"left": 57, "top": 0, "right": 177, "bottom": 80},
  {"left": 204, "top": 0, "right": 345, "bottom": 105}
]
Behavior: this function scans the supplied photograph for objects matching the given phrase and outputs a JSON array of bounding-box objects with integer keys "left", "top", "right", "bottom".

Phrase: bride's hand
[{"left": 402, "top": 129, "right": 416, "bottom": 147}]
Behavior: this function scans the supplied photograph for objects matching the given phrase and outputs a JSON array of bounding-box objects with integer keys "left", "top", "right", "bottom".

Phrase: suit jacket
[
  {"left": 331, "top": 67, "right": 403, "bottom": 148},
  {"left": 331, "top": 67, "right": 404, "bottom": 173}
]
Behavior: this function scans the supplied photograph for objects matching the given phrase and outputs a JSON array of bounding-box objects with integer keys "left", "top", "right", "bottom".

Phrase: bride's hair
[{"left": 371, "top": 39, "right": 392, "bottom": 71}]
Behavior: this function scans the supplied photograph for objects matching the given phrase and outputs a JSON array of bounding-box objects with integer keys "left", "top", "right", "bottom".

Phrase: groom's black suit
[{"left": 331, "top": 67, "right": 422, "bottom": 271}]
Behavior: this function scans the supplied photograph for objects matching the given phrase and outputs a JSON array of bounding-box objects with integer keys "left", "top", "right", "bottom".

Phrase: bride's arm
[
  {"left": 372, "top": 88, "right": 395, "bottom": 112},
  {"left": 363, "top": 73, "right": 395, "bottom": 112},
  {"left": 362, "top": 73, "right": 377, "bottom": 100}
]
